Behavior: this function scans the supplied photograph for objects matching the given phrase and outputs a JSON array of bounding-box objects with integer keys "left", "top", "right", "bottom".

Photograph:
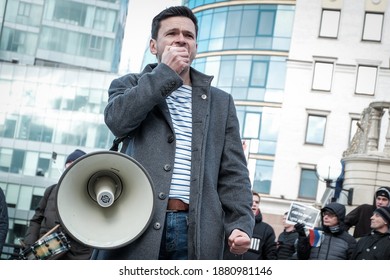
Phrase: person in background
[
  {"left": 225, "top": 191, "right": 277, "bottom": 260},
  {"left": 23, "top": 149, "right": 92, "bottom": 260},
  {"left": 295, "top": 202, "right": 356, "bottom": 260},
  {"left": 276, "top": 211, "right": 298, "bottom": 260},
  {"left": 0, "top": 188, "right": 8, "bottom": 254},
  {"left": 345, "top": 186, "right": 390, "bottom": 239},
  {"left": 96, "top": 6, "right": 254, "bottom": 260},
  {"left": 351, "top": 206, "right": 390, "bottom": 260}
]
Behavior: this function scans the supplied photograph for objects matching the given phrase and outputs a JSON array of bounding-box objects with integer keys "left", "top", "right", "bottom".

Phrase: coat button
[
  {"left": 163, "top": 164, "right": 171, "bottom": 171},
  {"left": 167, "top": 135, "right": 174, "bottom": 143},
  {"left": 158, "top": 192, "right": 167, "bottom": 200},
  {"left": 201, "top": 94, "right": 207, "bottom": 100},
  {"left": 153, "top": 222, "right": 161, "bottom": 230}
]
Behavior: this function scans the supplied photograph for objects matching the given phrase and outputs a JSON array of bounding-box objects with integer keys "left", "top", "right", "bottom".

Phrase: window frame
[
  {"left": 312, "top": 61, "right": 334, "bottom": 92},
  {"left": 355, "top": 65, "right": 377, "bottom": 96},
  {"left": 362, "top": 12, "right": 384, "bottom": 42},
  {"left": 319, "top": 9, "right": 341, "bottom": 39},
  {"left": 305, "top": 113, "right": 328, "bottom": 145},
  {"left": 298, "top": 167, "right": 319, "bottom": 200}
]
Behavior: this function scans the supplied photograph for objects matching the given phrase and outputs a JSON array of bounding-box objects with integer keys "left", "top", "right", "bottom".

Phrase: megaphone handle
[{"left": 38, "top": 224, "right": 60, "bottom": 241}]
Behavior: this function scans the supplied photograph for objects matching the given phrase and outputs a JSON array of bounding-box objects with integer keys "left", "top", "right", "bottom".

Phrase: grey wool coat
[{"left": 93, "top": 63, "right": 254, "bottom": 260}]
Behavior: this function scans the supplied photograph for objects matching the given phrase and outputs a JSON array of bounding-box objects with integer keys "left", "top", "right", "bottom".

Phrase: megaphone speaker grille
[{"left": 56, "top": 151, "right": 154, "bottom": 249}]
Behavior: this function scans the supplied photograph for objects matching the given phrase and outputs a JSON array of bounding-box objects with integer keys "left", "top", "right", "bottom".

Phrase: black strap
[{"left": 109, "top": 135, "right": 129, "bottom": 153}]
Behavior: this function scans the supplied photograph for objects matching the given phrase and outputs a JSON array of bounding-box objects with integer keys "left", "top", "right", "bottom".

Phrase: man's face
[
  {"left": 376, "top": 195, "right": 389, "bottom": 208},
  {"left": 251, "top": 195, "right": 260, "bottom": 215},
  {"left": 150, "top": 16, "right": 197, "bottom": 64},
  {"left": 370, "top": 212, "right": 388, "bottom": 231},
  {"left": 322, "top": 211, "right": 339, "bottom": 227}
]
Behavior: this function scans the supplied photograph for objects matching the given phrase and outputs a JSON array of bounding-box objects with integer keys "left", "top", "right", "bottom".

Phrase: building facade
[
  {"left": 0, "top": 0, "right": 128, "bottom": 72},
  {"left": 272, "top": 0, "right": 390, "bottom": 216},
  {"left": 183, "top": 0, "right": 390, "bottom": 234},
  {"left": 0, "top": 0, "right": 128, "bottom": 258}
]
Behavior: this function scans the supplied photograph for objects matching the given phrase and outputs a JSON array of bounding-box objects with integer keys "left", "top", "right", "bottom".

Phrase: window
[
  {"left": 252, "top": 159, "right": 274, "bottom": 195},
  {"left": 18, "top": 2, "right": 31, "bottom": 17},
  {"left": 349, "top": 118, "right": 360, "bottom": 143},
  {"left": 0, "top": 149, "right": 12, "bottom": 172},
  {"left": 319, "top": 9, "right": 340, "bottom": 38},
  {"left": 257, "top": 11, "right": 275, "bottom": 36},
  {"left": 250, "top": 61, "right": 268, "bottom": 87},
  {"left": 355, "top": 65, "right": 377, "bottom": 95},
  {"left": 312, "top": 61, "right": 333, "bottom": 91},
  {"left": 53, "top": 1, "right": 87, "bottom": 26},
  {"left": 90, "top": 36, "right": 103, "bottom": 51},
  {"left": 298, "top": 169, "right": 318, "bottom": 200},
  {"left": 362, "top": 12, "right": 384, "bottom": 42},
  {"left": 6, "top": 30, "right": 25, "bottom": 52},
  {"left": 36, "top": 153, "right": 51, "bottom": 177},
  {"left": 305, "top": 114, "right": 327, "bottom": 145},
  {"left": 243, "top": 112, "right": 261, "bottom": 139}
]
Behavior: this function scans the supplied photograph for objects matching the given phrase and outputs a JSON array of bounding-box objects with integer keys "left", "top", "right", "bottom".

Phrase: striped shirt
[{"left": 166, "top": 85, "right": 192, "bottom": 204}]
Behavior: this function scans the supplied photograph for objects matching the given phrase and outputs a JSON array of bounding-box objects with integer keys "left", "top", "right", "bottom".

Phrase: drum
[{"left": 20, "top": 232, "right": 70, "bottom": 260}]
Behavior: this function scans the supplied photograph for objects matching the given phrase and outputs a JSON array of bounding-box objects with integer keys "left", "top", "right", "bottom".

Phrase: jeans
[{"left": 158, "top": 211, "right": 189, "bottom": 260}]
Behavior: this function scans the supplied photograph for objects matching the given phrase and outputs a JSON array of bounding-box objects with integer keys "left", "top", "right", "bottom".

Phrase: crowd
[{"left": 3, "top": 185, "right": 389, "bottom": 260}]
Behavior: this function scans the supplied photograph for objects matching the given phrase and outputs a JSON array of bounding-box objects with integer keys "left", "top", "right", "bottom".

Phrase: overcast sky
[{"left": 119, "top": 0, "right": 182, "bottom": 74}]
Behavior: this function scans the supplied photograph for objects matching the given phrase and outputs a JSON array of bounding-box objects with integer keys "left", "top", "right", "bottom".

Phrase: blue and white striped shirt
[{"left": 166, "top": 85, "right": 192, "bottom": 204}]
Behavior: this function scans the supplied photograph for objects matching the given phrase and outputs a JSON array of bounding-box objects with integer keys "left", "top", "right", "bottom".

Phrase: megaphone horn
[
  {"left": 56, "top": 151, "right": 155, "bottom": 249},
  {"left": 87, "top": 170, "right": 123, "bottom": 208}
]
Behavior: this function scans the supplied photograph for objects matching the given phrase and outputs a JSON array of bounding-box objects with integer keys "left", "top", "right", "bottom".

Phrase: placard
[{"left": 286, "top": 202, "right": 320, "bottom": 229}]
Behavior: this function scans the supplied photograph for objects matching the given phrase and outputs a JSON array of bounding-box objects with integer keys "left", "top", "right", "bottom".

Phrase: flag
[{"left": 309, "top": 229, "right": 324, "bottom": 247}]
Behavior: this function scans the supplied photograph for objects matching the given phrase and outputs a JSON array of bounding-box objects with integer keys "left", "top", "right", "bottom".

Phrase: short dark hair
[
  {"left": 252, "top": 191, "right": 260, "bottom": 201},
  {"left": 151, "top": 6, "right": 198, "bottom": 40}
]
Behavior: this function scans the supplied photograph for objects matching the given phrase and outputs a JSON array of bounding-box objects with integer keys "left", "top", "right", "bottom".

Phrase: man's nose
[{"left": 173, "top": 33, "right": 186, "bottom": 45}]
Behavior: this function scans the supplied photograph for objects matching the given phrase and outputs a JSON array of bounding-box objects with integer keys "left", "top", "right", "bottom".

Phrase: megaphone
[{"left": 56, "top": 151, "right": 154, "bottom": 249}]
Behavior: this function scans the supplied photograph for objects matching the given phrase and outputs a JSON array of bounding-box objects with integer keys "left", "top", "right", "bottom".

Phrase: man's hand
[
  {"left": 228, "top": 229, "right": 250, "bottom": 255},
  {"left": 294, "top": 223, "right": 306, "bottom": 237},
  {"left": 161, "top": 45, "right": 190, "bottom": 75}
]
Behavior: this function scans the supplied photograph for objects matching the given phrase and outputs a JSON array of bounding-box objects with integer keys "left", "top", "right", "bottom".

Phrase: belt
[{"left": 167, "top": 199, "right": 189, "bottom": 212}]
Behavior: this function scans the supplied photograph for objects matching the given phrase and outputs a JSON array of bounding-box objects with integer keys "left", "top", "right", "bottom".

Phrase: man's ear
[{"left": 149, "top": 39, "right": 157, "bottom": 55}]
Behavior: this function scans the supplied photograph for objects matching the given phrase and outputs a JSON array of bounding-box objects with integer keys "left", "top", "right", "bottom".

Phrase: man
[
  {"left": 225, "top": 191, "right": 276, "bottom": 260},
  {"left": 276, "top": 211, "right": 298, "bottom": 260},
  {"left": 345, "top": 186, "right": 390, "bottom": 238},
  {"left": 350, "top": 206, "right": 390, "bottom": 259},
  {"left": 23, "top": 149, "right": 92, "bottom": 260},
  {"left": 295, "top": 202, "right": 356, "bottom": 260},
  {"left": 0, "top": 188, "right": 8, "bottom": 254},
  {"left": 97, "top": 6, "right": 254, "bottom": 260}
]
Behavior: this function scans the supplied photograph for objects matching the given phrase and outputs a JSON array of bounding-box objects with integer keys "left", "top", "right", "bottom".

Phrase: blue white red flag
[{"left": 309, "top": 229, "right": 324, "bottom": 247}]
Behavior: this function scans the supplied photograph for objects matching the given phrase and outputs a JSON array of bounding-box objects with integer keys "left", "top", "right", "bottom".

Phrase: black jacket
[
  {"left": 351, "top": 230, "right": 390, "bottom": 259},
  {"left": 0, "top": 188, "right": 8, "bottom": 253},
  {"left": 224, "top": 212, "right": 277, "bottom": 260},
  {"left": 24, "top": 184, "right": 92, "bottom": 260},
  {"left": 345, "top": 186, "right": 390, "bottom": 238},
  {"left": 344, "top": 204, "right": 375, "bottom": 238},
  {"left": 277, "top": 229, "right": 298, "bottom": 259},
  {"left": 297, "top": 202, "right": 356, "bottom": 260}
]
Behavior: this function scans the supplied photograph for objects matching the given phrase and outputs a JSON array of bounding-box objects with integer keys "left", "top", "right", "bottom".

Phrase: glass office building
[
  {"left": 183, "top": 0, "right": 295, "bottom": 194},
  {"left": 0, "top": 0, "right": 128, "bottom": 72},
  {"left": 0, "top": 0, "right": 128, "bottom": 258}
]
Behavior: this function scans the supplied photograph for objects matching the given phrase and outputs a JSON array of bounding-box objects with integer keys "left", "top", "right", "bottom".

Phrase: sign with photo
[{"left": 286, "top": 202, "right": 320, "bottom": 229}]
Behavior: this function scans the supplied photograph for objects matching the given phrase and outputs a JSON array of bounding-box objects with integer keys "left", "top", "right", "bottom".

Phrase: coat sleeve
[
  {"left": 104, "top": 64, "right": 183, "bottom": 138},
  {"left": 23, "top": 186, "right": 54, "bottom": 247},
  {"left": 217, "top": 95, "right": 255, "bottom": 238},
  {"left": 344, "top": 206, "right": 361, "bottom": 231},
  {"left": 0, "top": 189, "right": 8, "bottom": 253},
  {"left": 296, "top": 235, "right": 311, "bottom": 260},
  {"left": 262, "top": 226, "right": 277, "bottom": 260}
]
